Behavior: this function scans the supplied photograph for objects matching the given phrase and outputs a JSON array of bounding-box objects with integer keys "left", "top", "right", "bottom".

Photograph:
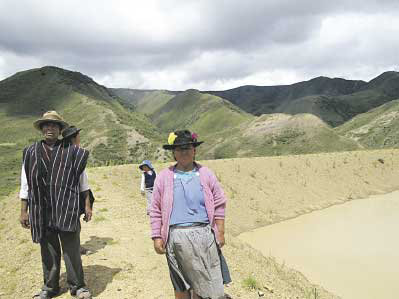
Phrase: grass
[
  {"left": 94, "top": 215, "right": 107, "bottom": 223},
  {"left": 98, "top": 208, "right": 108, "bottom": 212},
  {"left": 242, "top": 275, "right": 259, "bottom": 290}
]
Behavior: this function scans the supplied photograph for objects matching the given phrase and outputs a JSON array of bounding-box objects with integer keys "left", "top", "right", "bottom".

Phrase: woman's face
[
  {"left": 71, "top": 133, "right": 80, "bottom": 146},
  {"left": 142, "top": 165, "right": 150, "bottom": 172},
  {"left": 173, "top": 145, "right": 195, "bottom": 166}
]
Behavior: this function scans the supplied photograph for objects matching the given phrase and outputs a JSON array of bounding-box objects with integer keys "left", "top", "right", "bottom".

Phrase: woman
[
  {"left": 62, "top": 126, "right": 95, "bottom": 257},
  {"left": 150, "top": 130, "right": 229, "bottom": 299}
]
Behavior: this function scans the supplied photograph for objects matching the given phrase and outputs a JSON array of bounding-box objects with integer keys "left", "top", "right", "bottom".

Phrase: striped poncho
[{"left": 22, "top": 140, "right": 89, "bottom": 243}]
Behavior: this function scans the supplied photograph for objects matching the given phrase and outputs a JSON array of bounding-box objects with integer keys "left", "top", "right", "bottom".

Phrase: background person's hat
[
  {"left": 62, "top": 125, "right": 82, "bottom": 140},
  {"left": 139, "top": 160, "right": 154, "bottom": 170},
  {"left": 162, "top": 130, "right": 203, "bottom": 150},
  {"left": 33, "top": 111, "right": 69, "bottom": 131}
]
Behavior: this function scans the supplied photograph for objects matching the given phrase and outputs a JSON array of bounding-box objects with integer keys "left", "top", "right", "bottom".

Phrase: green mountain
[
  {"left": 0, "top": 66, "right": 163, "bottom": 198},
  {"left": 336, "top": 99, "right": 399, "bottom": 148},
  {"left": 149, "top": 89, "right": 253, "bottom": 137},
  {"left": 110, "top": 85, "right": 364, "bottom": 160},
  {"left": 207, "top": 72, "right": 399, "bottom": 127},
  {"left": 207, "top": 76, "right": 366, "bottom": 115},
  {"left": 110, "top": 88, "right": 178, "bottom": 115}
]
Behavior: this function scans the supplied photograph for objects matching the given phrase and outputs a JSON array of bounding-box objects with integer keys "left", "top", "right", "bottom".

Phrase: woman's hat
[
  {"left": 139, "top": 160, "right": 154, "bottom": 170},
  {"left": 162, "top": 130, "right": 203, "bottom": 150},
  {"left": 33, "top": 111, "right": 69, "bottom": 131},
  {"left": 62, "top": 125, "right": 82, "bottom": 140}
]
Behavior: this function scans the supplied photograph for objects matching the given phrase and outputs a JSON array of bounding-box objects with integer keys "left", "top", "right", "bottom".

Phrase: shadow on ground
[
  {"left": 59, "top": 265, "right": 122, "bottom": 297},
  {"left": 81, "top": 235, "right": 114, "bottom": 255}
]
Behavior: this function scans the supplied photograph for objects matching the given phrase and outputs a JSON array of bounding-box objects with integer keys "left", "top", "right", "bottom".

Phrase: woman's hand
[
  {"left": 153, "top": 238, "right": 166, "bottom": 254},
  {"left": 218, "top": 231, "right": 225, "bottom": 248},
  {"left": 215, "top": 219, "right": 225, "bottom": 248}
]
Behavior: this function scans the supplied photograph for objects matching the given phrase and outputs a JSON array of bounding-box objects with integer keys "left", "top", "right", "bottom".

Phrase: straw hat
[{"left": 33, "top": 111, "right": 69, "bottom": 131}]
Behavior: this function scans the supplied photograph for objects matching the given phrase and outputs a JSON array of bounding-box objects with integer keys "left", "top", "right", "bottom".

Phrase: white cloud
[{"left": 0, "top": 0, "right": 398, "bottom": 89}]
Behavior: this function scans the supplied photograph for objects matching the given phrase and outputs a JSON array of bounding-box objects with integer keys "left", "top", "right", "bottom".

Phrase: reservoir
[{"left": 238, "top": 191, "right": 399, "bottom": 299}]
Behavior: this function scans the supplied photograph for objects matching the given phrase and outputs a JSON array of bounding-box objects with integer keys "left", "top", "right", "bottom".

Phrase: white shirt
[{"left": 19, "top": 165, "right": 89, "bottom": 199}]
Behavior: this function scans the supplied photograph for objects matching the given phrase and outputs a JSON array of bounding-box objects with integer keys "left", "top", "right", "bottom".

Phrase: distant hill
[
  {"left": 110, "top": 88, "right": 179, "bottom": 115},
  {"left": 111, "top": 87, "right": 360, "bottom": 160},
  {"left": 206, "top": 76, "right": 366, "bottom": 119},
  {"left": 199, "top": 113, "right": 359, "bottom": 159},
  {"left": 206, "top": 72, "right": 399, "bottom": 127},
  {"left": 336, "top": 99, "right": 399, "bottom": 148},
  {"left": 0, "top": 66, "right": 164, "bottom": 198},
  {"left": 149, "top": 89, "right": 253, "bottom": 137}
]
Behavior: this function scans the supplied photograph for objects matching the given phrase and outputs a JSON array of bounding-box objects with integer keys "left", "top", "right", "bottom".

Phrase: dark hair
[{"left": 64, "top": 133, "right": 79, "bottom": 144}]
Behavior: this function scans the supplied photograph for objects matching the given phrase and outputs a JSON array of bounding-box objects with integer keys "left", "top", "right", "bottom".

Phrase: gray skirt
[{"left": 166, "top": 224, "right": 226, "bottom": 299}]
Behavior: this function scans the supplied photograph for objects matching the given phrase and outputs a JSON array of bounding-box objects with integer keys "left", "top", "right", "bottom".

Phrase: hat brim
[
  {"left": 34, "top": 119, "right": 69, "bottom": 131},
  {"left": 162, "top": 141, "right": 203, "bottom": 150},
  {"left": 139, "top": 164, "right": 149, "bottom": 170},
  {"left": 62, "top": 128, "right": 82, "bottom": 140}
]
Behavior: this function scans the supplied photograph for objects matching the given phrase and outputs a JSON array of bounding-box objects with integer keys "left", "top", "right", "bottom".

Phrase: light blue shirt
[{"left": 169, "top": 168, "right": 209, "bottom": 226}]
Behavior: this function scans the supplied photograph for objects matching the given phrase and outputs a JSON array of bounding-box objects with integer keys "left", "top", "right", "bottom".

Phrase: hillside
[
  {"left": 0, "top": 66, "right": 164, "bottom": 198},
  {"left": 150, "top": 89, "right": 253, "bottom": 137},
  {"left": 199, "top": 113, "right": 360, "bottom": 159},
  {"left": 336, "top": 99, "right": 399, "bottom": 148}
]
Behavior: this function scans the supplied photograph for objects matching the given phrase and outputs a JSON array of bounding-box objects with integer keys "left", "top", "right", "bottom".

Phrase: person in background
[
  {"left": 139, "top": 160, "right": 156, "bottom": 215},
  {"left": 150, "top": 130, "right": 230, "bottom": 299},
  {"left": 20, "top": 111, "right": 92, "bottom": 299},
  {"left": 62, "top": 126, "right": 95, "bottom": 254}
]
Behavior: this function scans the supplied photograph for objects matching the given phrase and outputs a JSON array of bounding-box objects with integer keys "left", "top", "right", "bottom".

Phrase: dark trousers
[{"left": 40, "top": 223, "right": 85, "bottom": 295}]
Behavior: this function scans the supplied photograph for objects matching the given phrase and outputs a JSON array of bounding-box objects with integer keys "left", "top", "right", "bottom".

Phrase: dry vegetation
[{"left": 2, "top": 149, "right": 399, "bottom": 298}]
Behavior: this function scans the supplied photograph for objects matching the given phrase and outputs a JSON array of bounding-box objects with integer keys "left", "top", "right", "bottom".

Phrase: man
[{"left": 19, "top": 111, "right": 92, "bottom": 299}]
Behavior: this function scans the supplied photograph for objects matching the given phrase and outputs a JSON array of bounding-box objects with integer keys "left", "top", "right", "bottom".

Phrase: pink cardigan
[{"left": 150, "top": 163, "right": 227, "bottom": 244}]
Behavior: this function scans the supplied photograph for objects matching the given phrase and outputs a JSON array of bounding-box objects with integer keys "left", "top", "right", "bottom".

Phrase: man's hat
[
  {"left": 33, "top": 111, "right": 69, "bottom": 131},
  {"left": 62, "top": 125, "right": 82, "bottom": 140},
  {"left": 162, "top": 130, "right": 203, "bottom": 150}
]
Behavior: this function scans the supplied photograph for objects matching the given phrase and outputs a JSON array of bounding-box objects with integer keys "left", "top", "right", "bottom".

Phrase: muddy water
[{"left": 238, "top": 191, "right": 399, "bottom": 299}]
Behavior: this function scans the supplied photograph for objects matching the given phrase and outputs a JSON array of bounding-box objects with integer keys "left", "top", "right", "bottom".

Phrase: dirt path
[{"left": 2, "top": 149, "right": 399, "bottom": 298}]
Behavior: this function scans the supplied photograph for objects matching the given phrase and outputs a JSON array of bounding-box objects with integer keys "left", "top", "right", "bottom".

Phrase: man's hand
[
  {"left": 84, "top": 205, "right": 92, "bottom": 222},
  {"left": 20, "top": 211, "right": 30, "bottom": 229},
  {"left": 153, "top": 238, "right": 166, "bottom": 254}
]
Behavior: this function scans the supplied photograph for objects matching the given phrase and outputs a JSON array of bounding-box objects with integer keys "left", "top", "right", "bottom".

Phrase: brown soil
[{"left": 2, "top": 149, "right": 399, "bottom": 298}]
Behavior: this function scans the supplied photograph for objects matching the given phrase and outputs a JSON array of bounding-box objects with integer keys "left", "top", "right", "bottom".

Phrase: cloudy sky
[{"left": 0, "top": 0, "right": 398, "bottom": 90}]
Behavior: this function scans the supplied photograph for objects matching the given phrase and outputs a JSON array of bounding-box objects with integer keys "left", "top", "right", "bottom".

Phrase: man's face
[{"left": 41, "top": 122, "right": 61, "bottom": 141}]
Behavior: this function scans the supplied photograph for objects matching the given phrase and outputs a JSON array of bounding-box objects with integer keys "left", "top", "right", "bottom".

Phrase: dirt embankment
[{"left": 1, "top": 149, "right": 399, "bottom": 298}]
